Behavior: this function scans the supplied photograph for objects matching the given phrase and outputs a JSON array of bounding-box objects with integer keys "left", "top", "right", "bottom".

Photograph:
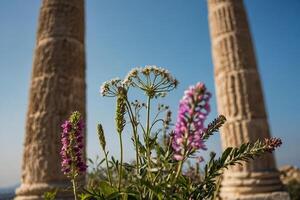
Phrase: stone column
[
  {"left": 15, "top": 0, "right": 86, "bottom": 199},
  {"left": 207, "top": 0, "right": 289, "bottom": 199}
]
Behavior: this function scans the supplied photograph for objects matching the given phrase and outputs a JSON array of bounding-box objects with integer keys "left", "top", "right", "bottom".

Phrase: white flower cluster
[
  {"left": 100, "top": 65, "right": 178, "bottom": 98},
  {"left": 123, "top": 65, "right": 179, "bottom": 98},
  {"left": 100, "top": 77, "right": 125, "bottom": 97}
]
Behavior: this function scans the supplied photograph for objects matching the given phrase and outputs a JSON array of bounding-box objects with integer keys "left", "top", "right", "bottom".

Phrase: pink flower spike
[
  {"left": 60, "top": 111, "right": 87, "bottom": 177},
  {"left": 174, "top": 154, "right": 184, "bottom": 161},
  {"left": 172, "top": 82, "right": 211, "bottom": 160}
]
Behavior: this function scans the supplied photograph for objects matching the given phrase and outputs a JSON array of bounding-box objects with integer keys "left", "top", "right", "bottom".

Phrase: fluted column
[
  {"left": 15, "top": 0, "right": 86, "bottom": 199},
  {"left": 207, "top": 0, "right": 289, "bottom": 199}
]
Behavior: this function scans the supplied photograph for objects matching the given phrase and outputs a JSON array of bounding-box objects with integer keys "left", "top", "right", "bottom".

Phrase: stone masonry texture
[
  {"left": 15, "top": 0, "right": 86, "bottom": 199},
  {"left": 207, "top": 0, "right": 289, "bottom": 199}
]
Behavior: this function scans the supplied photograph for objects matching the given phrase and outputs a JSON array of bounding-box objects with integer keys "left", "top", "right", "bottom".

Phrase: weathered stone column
[
  {"left": 207, "top": 0, "right": 289, "bottom": 199},
  {"left": 15, "top": 0, "right": 86, "bottom": 199}
]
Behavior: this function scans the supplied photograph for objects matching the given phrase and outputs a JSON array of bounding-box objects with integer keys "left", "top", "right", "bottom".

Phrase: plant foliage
[{"left": 58, "top": 66, "right": 282, "bottom": 200}]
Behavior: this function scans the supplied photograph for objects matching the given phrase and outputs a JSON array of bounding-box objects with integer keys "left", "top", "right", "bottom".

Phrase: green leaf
[
  {"left": 43, "top": 190, "right": 57, "bottom": 200},
  {"left": 98, "top": 181, "right": 117, "bottom": 195},
  {"left": 88, "top": 158, "right": 94, "bottom": 164},
  {"left": 221, "top": 147, "right": 232, "bottom": 164}
]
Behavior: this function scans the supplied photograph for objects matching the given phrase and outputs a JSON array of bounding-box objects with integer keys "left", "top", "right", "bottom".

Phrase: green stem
[
  {"left": 134, "top": 126, "right": 139, "bottom": 169},
  {"left": 118, "top": 133, "right": 123, "bottom": 191},
  {"left": 174, "top": 140, "right": 189, "bottom": 183},
  {"left": 71, "top": 179, "right": 77, "bottom": 200},
  {"left": 212, "top": 173, "right": 222, "bottom": 200},
  {"left": 104, "top": 151, "right": 113, "bottom": 186},
  {"left": 125, "top": 99, "right": 140, "bottom": 173},
  {"left": 173, "top": 117, "right": 193, "bottom": 183},
  {"left": 175, "top": 160, "right": 183, "bottom": 180},
  {"left": 145, "top": 96, "right": 153, "bottom": 177},
  {"left": 146, "top": 97, "right": 151, "bottom": 140},
  {"left": 70, "top": 131, "right": 78, "bottom": 200}
]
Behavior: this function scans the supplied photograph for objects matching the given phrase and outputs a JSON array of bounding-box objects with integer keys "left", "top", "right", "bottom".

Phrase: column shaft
[
  {"left": 15, "top": 0, "right": 86, "bottom": 199},
  {"left": 207, "top": 0, "right": 288, "bottom": 199}
]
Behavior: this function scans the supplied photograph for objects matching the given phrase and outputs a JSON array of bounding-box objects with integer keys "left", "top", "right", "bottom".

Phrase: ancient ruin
[
  {"left": 207, "top": 0, "right": 289, "bottom": 199},
  {"left": 14, "top": 0, "right": 291, "bottom": 199},
  {"left": 15, "top": 0, "right": 86, "bottom": 199}
]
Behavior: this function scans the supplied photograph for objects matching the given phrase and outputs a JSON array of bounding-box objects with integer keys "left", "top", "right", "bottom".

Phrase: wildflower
[
  {"left": 264, "top": 138, "right": 282, "bottom": 152},
  {"left": 172, "top": 83, "right": 211, "bottom": 160},
  {"left": 115, "top": 87, "right": 127, "bottom": 134},
  {"left": 163, "top": 110, "right": 172, "bottom": 130},
  {"left": 114, "top": 88, "right": 127, "bottom": 191},
  {"left": 100, "top": 77, "right": 127, "bottom": 97},
  {"left": 123, "top": 68, "right": 140, "bottom": 86},
  {"left": 60, "top": 111, "right": 87, "bottom": 177},
  {"left": 97, "top": 124, "right": 106, "bottom": 150},
  {"left": 123, "top": 65, "right": 178, "bottom": 98}
]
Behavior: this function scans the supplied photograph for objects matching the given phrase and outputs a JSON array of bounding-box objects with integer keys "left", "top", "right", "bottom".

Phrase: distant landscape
[{"left": 0, "top": 184, "right": 18, "bottom": 200}]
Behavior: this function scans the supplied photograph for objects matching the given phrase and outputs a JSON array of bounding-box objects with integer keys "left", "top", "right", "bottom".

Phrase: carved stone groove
[
  {"left": 15, "top": 0, "right": 86, "bottom": 199},
  {"left": 207, "top": 0, "right": 289, "bottom": 199}
]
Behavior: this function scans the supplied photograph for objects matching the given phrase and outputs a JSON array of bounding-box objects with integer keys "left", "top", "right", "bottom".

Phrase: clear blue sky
[{"left": 0, "top": 0, "right": 299, "bottom": 188}]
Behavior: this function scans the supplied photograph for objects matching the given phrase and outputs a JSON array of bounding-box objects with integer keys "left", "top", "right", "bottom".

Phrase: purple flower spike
[
  {"left": 172, "top": 83, "right": 211, "bottom": 160},
  {"left": 60, "top": 111, "right": 87, "bottom": 177}
]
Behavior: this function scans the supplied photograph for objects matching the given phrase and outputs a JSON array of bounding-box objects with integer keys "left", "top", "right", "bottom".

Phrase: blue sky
[{"left": 0, "top": 0, "right": 299, "bottom": 188}]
